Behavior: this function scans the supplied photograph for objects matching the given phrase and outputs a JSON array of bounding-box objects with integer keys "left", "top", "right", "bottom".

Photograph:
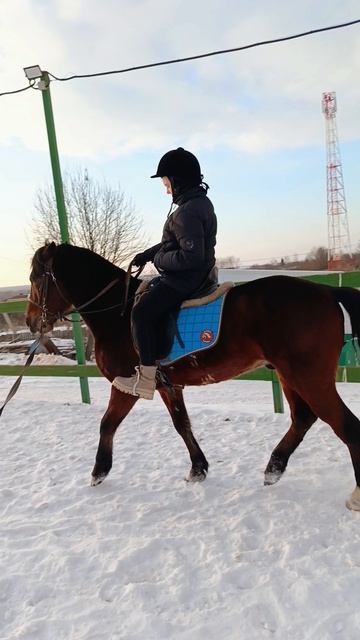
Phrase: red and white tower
[{"left": 322, "top": 91, "right": 353, "bottom": 270}]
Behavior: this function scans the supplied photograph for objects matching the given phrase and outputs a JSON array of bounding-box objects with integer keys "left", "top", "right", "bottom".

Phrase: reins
[
  {"left": 28, "top": 272, "right": 120, "bottom": 320},
  {"left": 120, "top": 261, "right": 145, "bottom": 316},
  {"left": 27, "top": 260, "right": 144, "bottom": 322}
]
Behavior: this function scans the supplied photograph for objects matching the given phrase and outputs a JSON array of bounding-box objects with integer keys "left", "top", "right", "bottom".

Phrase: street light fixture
[{"left": 23, "top": 65, "right": 43, "bottom": 81}]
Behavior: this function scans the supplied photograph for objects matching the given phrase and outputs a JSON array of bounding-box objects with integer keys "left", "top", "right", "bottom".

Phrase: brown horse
[{"left": 26, "top": 242, "right": 360, "bottom": 510}]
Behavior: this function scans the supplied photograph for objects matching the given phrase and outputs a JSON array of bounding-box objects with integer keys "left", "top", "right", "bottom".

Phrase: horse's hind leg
[
  {"left": 159, "top": 386, "right": 209, "bottom": 481},
  {"left": 91, "top": 387, "right": 138, "bottom": 486},
  {"left": 313, "top": 396, "right": 360, "bottom": 511},
  {"left": 342, "top": 407, "right": 360, "bottom": 511},
  {"left": 264, "top": 384, "right": 317, "bottom": 485},
  {"left": 289, "top": 378, "right": 360, "bottom": 511}
]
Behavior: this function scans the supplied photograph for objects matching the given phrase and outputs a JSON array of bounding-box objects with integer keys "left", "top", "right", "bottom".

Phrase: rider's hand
[{"left": 133, "top": 252, "right": 148, "bottom": 267}]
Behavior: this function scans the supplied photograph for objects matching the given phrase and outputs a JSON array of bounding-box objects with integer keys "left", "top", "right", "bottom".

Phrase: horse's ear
[{"left": 42, "top": 241, "right": 57, "bottom": 261}]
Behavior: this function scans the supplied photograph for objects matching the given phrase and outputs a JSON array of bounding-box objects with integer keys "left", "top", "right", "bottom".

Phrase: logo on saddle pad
[{"left": 200, "top": 329, "right": 214, "bottom": 343}]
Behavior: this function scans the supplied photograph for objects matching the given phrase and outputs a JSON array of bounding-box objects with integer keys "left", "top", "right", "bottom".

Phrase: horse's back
[
  {"left": 230, "top": 275, "right": 340, "bottom": 316},
  {"left": 222, "top": 275, "right": 344, "bottom": 360}
]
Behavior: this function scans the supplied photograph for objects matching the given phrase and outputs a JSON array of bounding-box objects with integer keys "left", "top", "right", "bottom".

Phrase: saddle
[{"left": 132, "top": 273, "right": 234, "bottom": 364}]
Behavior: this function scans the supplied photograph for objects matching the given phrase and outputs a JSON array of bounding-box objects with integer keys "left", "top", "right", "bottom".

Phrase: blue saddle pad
[{"left": 160, "top": 294, "right": 226, "bottom": 366}]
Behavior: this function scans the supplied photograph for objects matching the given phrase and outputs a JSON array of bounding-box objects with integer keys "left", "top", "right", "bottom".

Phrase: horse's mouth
[{"left": 26, "top": 315, "right": 54, "bottom": 335}]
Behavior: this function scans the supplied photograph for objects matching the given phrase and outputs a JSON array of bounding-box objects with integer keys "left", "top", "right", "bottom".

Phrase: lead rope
[{"left": 0, "top": 336, "right": 44, "bottom": 418}]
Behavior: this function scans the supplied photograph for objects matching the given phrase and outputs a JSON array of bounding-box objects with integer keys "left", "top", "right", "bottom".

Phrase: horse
[{"left": 26, "top": 242, "right": 360, "bottom": 511}]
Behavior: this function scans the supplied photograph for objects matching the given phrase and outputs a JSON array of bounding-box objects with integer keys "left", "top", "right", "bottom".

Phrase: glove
[{"left": 132, "top": 252, "right": 148, "bottom": 267}]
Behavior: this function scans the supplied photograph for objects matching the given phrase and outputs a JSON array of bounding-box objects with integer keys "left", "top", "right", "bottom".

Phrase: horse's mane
[
  {"left": 32, "top": 242, "right": 127, "bottom": 282},
  {"left": 59, "top": 243, "right": 125, "bottom": 278}
]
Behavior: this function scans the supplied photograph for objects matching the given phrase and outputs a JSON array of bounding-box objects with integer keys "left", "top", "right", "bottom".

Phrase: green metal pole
[
  {"left": 39, "top": 72, "right": 91, "bottom": 404},
  {"left": 271, "top": 371, "right": 284, "bottom": 414}
]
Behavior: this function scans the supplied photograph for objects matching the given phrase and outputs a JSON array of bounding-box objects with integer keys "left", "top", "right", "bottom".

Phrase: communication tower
[{"left": 322, "top": 91, "right": 353, "bottom": 270}]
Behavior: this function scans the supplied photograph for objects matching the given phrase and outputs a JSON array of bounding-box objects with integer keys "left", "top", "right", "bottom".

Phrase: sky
[{"left": 0, "top": 0, "right": 359, "bottom": 286}]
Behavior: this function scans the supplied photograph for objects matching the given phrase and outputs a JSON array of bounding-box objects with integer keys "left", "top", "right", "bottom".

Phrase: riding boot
[{"left": 112, "top": 365, "right": 157, "bottom": 400}]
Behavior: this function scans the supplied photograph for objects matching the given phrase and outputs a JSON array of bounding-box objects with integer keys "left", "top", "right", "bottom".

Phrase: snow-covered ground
[{"left": 1, "top": 363, "right": 360, "bottom": 640}]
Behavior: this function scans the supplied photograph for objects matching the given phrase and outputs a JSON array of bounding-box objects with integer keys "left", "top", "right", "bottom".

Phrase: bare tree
[
  {"left": 305, "top": 246, "right": 328, "bottom": 270},
  {"left": 31, "top": 169, "right": 146, "bottom": 265}
]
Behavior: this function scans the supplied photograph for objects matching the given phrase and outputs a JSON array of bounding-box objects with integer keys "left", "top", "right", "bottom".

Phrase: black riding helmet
[{"left": 151, "top": 147, "right": 202, "bottom": 185}]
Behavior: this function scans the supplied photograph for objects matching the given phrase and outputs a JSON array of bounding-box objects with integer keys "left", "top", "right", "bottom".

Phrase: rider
[{"left": 112, "top": 147, "right": 218, "bottom": 400}]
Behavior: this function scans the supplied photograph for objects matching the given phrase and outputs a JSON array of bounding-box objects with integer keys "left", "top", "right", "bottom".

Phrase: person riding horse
[{"left": 112, "top": 147, "right": 218, "bottom": 400}]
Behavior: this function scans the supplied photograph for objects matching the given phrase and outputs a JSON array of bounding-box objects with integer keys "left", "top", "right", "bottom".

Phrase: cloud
[{"left": 1, "top": 0, "right": 359, "bottom": 158}]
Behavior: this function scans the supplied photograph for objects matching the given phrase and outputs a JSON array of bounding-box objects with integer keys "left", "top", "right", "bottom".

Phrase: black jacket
[{"left": 143, "top": 187, "right": 217, "bottom": 294}]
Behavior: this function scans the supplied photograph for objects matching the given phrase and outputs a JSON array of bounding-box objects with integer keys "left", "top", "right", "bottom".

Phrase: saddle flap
[{"left": 160, "top": 291, "right": 230, "bottom": 366}]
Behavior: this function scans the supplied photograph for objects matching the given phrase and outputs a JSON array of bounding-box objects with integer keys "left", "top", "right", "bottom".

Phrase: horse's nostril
[{"left": 26, "top": 315, "right": 37, "bottom": 333}]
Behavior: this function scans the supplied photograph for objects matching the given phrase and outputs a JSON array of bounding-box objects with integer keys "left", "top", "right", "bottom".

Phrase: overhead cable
[
  {"left": 47, "top": 19, "right": 360, "bottom": 82},
  {"left": 1, "top": 19, "right": 359, "bottom": 97},
  {"left": 0, "top": 82, "right": 35, "bottom": 97}
]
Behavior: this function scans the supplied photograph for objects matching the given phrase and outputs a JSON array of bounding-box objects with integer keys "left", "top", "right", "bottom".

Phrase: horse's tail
[{"left": 332, "top": 286, "right": 360, "bottom": 342}]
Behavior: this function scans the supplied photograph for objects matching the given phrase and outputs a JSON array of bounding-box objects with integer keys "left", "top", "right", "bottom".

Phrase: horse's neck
[{"left": 57, "top": 251, "right": 129, "bottom": 331}]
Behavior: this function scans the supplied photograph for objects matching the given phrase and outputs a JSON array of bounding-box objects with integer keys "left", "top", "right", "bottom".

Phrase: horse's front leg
[
  {"left": 159, "top": 386, "right": 209, "bottom": 481},
  {"left": 91, "top": 387, "right": 138, "bottom": 486}
]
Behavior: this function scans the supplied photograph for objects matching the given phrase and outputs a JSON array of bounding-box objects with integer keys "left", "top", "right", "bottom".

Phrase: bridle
[
  {"left": 28, "top": 260, "right": 65, "bottom": 329},
  {"left": 28, "top": 257, "right": 145, "bottom": 331}
]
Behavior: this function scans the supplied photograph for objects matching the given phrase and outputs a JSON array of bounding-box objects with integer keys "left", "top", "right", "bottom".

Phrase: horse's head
[{"left": 26, "top": 242, "right": 73, "bottom": 334}]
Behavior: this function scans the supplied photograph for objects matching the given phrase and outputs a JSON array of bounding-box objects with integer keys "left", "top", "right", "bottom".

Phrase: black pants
[{"left": 132, "top": 279, "right": 185, "bottom": 366}]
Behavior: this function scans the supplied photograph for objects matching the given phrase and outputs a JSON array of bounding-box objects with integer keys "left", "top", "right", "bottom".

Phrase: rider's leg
[{"left": 112, "top": 280, "right": 184, "bottom": 399}]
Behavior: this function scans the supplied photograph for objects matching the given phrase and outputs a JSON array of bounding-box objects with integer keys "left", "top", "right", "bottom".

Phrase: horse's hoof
[
  {"left": 187, "top": 468, "right": 207, "bottom": 483},
  {"left": 90, "top": 473, "right": 107, "bottom": 486},
  {"left": 264, "top": 470, "right": 283, "bottom": 485},
  {"left": 346, "top": 486, "right": 360, "bottom": 511}
]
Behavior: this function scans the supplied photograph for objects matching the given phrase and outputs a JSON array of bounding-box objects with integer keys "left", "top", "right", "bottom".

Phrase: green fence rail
[
  {"left": 1, "top": 270, "right": 360, "bottom": 413},
  {"left": 301, "top": 272, "right": 360, "bottom": 287},
  {"left": 0, "top": 300, "right": 28, "bottom": 313}
]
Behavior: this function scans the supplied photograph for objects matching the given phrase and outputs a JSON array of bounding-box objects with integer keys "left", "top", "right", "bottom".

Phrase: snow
[
  {"left": 0, "top": 353, "right": 77, "bottom": 366},
  {"left": 1, "top": 364, "right": 360, "bottom": 639}
]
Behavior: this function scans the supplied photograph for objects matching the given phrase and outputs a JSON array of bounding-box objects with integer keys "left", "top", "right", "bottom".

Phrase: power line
[
  {"left": 47, "top": 18, "right": 360, "bottom": 82},
  {"left": 1, "top": 19, "right": 359, "bottom": 97},
  {"left": 0, "top": 81, "right": 35, "bottom": 97}
]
